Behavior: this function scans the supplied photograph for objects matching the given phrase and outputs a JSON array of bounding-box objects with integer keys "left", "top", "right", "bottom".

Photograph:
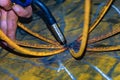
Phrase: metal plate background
[{"left": 0, "top": 0, "right": 120, "bottom": 80}]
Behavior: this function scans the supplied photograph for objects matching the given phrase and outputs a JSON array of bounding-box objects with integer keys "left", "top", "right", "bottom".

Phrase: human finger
[
  {"left": 12, "top": 4, "right": 32, "bottom": 18},
  {"left": 0, "top": 0, "right": 12, "bottom": 10},
  {"left": 0, "top": 9, "right": 7, "bottom": 35},
  {"left": 7, "top": 10, "right": 18, "bottom": 40},
  {"left": 0, "top": 9, "right": 8, "bottom": 45}
]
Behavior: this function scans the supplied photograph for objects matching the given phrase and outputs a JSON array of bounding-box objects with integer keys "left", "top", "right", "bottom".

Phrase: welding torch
[{"left": 11, "top": 0, "right": 67, "bottom": 45}]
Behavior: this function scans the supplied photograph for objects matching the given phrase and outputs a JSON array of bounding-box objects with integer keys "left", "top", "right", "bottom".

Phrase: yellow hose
[
  {"left": 77, "top": 0, "right": 113, "bottom": 41},
  {"left": 0, "top": 29, "right": 66, "bottom": 56},
  {"left": 69, "top": 0, "right": 90, "bottom": 59}
]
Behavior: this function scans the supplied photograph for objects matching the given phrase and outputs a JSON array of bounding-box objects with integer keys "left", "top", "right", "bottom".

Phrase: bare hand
[{"left": 0, "top": 0, "right": 32, "bottom": 40}]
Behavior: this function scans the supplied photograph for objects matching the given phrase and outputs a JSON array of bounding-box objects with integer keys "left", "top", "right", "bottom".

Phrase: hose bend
[{"left": 69, "top": 0, "right": 91, "bottom": 59}]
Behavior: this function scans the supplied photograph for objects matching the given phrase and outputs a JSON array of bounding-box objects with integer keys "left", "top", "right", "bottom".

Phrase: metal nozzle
[
  {"left": 50, "top": 23, "right": 66, "bottom": 45},
  {"left": 34, "top": 0, "right": 67, "bottom": 45}
]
